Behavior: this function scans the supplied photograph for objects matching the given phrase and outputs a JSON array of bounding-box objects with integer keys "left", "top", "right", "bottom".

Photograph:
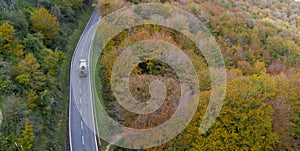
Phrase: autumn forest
[{"left": 1, "top": 0, "right": 300, "bottom": 150}]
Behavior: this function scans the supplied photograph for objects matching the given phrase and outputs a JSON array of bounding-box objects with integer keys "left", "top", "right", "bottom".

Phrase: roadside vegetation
[
  {"left": 97, "top": 0, "right": 300, "bottom": 150},
  {"left": 0, "top": 0, "right": 94, "bottom": 150}
]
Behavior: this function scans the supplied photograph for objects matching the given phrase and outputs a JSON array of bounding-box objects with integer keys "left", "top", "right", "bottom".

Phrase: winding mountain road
[{"left": 69, "top": 9, "right": 101, "bottom": 151}]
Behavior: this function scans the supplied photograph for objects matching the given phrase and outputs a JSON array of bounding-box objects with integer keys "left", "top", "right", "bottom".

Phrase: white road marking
[
  {"left": 82, "top": 135, "right": 85, "bottom": 145},
  {"left": 81, "top": 121, "right": 83, "bottom": 130},
  {"left": 80, "top": 108, "right": 83, "bottom": 115},
  {"left": 80, "top": 97, "right": 82, "bottom": 104}
]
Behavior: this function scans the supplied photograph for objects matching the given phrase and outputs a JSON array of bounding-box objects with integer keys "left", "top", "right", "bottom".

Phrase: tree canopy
[{"left": 30, "top": 7, "right": 59, "bottom": 40}]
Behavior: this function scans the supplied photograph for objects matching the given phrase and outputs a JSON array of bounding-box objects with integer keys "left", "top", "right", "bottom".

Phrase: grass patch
[{"left": 94, "top": 61, "right": 109, "bottom": 150}]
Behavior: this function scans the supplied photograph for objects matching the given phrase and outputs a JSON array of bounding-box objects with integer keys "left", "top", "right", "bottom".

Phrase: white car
[{"left": 79, "top": 59, "right": 88, "bottom": 77}]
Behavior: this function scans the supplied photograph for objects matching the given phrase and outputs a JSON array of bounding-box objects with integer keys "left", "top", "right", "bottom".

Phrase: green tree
[
  {"left": 0, "top": 11, "right": 29, "bottom": 38},
  {"left": 44, "top": 49, "right": 65, "bottom": 77},
  {"left": 23, "top": 33, "right": 45, "bottom": 54},
  {"left": 71, "top": 0, "right": 84, "bottom": 8},
  {"left": 266, "top": 36, "right": 299, "bottom": 66},
  {"left": 0, "top": 96, "right": 29, "bottom": 151},
  {"left": 11, "top": 53, "right": 41, "bottom": 85},
  {"left": 10, "top": 53, "right": 47, "bottom": 109}
]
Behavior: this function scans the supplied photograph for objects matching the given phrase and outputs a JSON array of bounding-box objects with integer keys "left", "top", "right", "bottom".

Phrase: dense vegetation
[
  {"left": 0, "top": 0, "right": 94, "bottom": 150},
  {"left": 97, "top": 0, "right": 300, "bottom": 150},
  {"left": 0, "top": 0, "right": 299, "bottom": 150}
]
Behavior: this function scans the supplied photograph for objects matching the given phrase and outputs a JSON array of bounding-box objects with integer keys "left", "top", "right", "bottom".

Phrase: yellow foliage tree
[
  {"left": 0, "top": 22, "right": 24, "bottom": 61},
  {"left": 150, "top": 73, "right": 278, "bottom": 150},
  {"left": 0, "top": 22, "right": 14, "bottom": 42},
  {"left": 30, "top": 7, "right": 59, "bottom": 39},
  {"left": 17, "top": 118, "right": 34, "bottom": 151},
  {"left": 254, "top": 61, "right": 267, "bottom": 74},
  {"left": 189, "top": 75, "right": 278, "bottom": 150},
  {"left": 97, "top": 0, "right": 126, "bottom": 16}
]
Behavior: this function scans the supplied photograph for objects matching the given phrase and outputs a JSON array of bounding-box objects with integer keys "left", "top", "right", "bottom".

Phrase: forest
[
  {"left": 0, "top": 0, "right": 94, "bottom": 150},
  {"left": 0, "top": 0, "right": 299, "bottom": 150},
  {"left": 97, "top": 0, "right": 300, "bottom": 150}
]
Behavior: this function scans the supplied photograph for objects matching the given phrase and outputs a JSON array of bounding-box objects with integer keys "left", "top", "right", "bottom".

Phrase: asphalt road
[{"left": 69, "top": 9, "right": 101, "bottom": 151}]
